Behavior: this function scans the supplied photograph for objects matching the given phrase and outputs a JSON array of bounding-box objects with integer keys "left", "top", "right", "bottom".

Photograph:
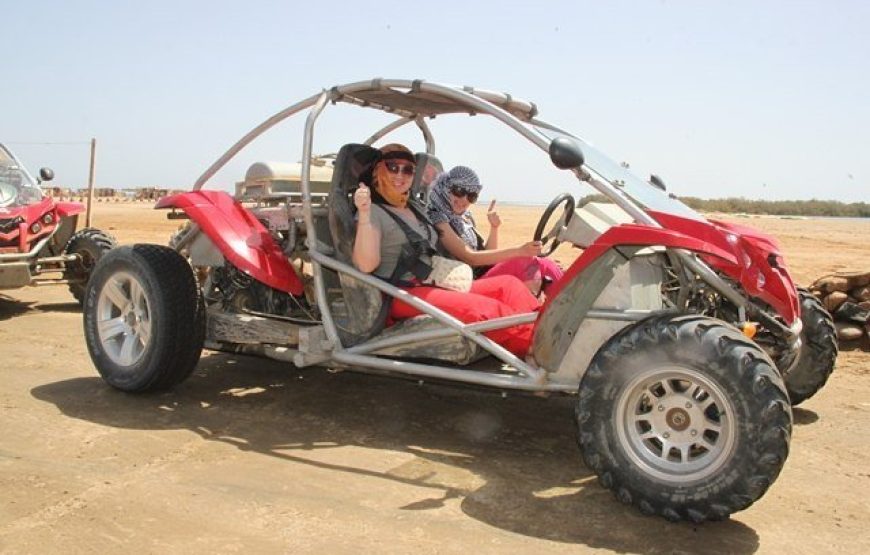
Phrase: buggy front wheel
[
  {"left": 576, "top": 314, "right": 792, "bottom": 522},
  {"left": 782, "top": 288, "right": 838, "bottom": 405}
]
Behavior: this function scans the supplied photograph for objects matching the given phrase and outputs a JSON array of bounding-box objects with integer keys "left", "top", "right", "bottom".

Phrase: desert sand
[{"left": 1, "top": 202, "right": 868, "bottom": 554}]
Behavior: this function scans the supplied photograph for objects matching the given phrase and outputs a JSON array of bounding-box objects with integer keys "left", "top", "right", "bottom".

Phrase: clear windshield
[
  {"left": 532, "top": 124, "right": 703, "bottom": 221},
  {"left": 0, "top": 146, "right": 45, "bottom": 207}
]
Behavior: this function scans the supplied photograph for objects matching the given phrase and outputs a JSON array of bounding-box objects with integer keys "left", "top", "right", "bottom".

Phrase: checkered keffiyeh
[{"left": 426, "top": 166, "right": 483, "bottom": 248}]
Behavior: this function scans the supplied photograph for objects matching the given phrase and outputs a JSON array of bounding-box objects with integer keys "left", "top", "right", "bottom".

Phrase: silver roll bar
[
  {"left": 193, "top": 93, "right": 320, "bottom": 190},
  {"left": 364, "top": 117, "right": 414, "bottom": 146},
  {"left": 300, "top": 91, "right": 339, "bottom": 345}
]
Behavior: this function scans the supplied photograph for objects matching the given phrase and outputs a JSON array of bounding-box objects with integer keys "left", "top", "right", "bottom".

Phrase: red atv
[
  {"left": 82, "top": 79, "right": 837, "bottom": 522},
  {"left": 0, "top": 143, "right": 115, "bottom": 303}
]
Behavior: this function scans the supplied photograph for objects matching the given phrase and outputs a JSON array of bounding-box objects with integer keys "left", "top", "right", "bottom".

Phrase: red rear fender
[{"left": 155, "top": 191, "right": 303, "bottom": 295}]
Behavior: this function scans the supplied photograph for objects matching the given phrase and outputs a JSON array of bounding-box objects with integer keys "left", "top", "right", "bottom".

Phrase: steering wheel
[
  {"left": 533, "top": 193, "right": 575, "bottom": 256},
  {"left": 0, "top": 182, "right": 18, "bottom": 208}
]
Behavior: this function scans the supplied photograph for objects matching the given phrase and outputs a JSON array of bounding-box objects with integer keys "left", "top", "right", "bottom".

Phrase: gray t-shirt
[{"left": 369, "top": 204, "right": 439, "bottom": 281}]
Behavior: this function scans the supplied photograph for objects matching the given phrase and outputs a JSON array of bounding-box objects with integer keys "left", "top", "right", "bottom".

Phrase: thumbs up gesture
[
  {"left": 486, "top": 198, "right": 501, "bottom": 228},
  {"left": 354, "top": 182, "right": 372, "bottom": 215}
]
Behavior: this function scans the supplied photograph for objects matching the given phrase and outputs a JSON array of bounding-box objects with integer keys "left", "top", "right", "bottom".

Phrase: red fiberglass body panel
[
  {"left": 0, "top": 197, "right": 61, "bottom": 253},
  {"left": 155, "top": 191, "right": 303, "bottom": 295},
  {"left": 54, "top": 201, "right": 85, "bottom": 218},
  {"left": 649, "top": 210, "right": 799, "bottom": 324},
  {"left": 542, "top": 224, "right": 738, "bottom": 311}
]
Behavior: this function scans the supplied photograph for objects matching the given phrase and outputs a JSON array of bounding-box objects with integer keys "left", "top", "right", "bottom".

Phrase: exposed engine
[
  {"left": 206, "top": 261, "right": 318, "bottom": 324},
  {"left": 660, "top": 251, "right": 797, "bottom": 369}
]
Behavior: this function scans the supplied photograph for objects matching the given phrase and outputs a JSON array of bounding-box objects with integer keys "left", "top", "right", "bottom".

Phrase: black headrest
[{"left": 411, "top": 152, "right": 443, "bottom": 205}]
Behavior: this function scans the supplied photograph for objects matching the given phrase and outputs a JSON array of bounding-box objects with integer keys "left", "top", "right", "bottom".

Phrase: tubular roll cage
[{"left": 190, "top": 79, "right": 798, "bottom": 392}]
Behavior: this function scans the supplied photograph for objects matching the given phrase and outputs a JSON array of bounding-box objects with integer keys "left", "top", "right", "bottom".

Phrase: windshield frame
[
  {"left": 530, "top": 120, "right": 704, "bottom": 222},
  {"left": 0, "top": 143, "right": 46, "bottom": 206}
]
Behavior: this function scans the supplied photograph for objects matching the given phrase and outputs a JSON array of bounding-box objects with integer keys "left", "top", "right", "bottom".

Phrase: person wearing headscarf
[
  {"left": 427, "top": 166, "right": 563, "bottom": 298},
  {"left": 352, "top": 144, "right": 540, "bottom": 358}
]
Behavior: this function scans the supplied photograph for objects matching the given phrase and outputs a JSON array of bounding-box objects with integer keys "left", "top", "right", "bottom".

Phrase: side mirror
[
  {"left": 649, "top": 174, "right": 666, "bottom": 191},
  {"left": 39, "top": 167, "right": 55, "bottom": 183},
  {"left": 549, "top": 137, "right": 585, "bottom": 170}
]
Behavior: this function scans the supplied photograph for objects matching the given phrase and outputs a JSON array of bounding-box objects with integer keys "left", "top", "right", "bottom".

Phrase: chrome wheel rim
[
  {"left": 96, "top": 271, "right": 152, "bottom": 366},
  {"left": 616, "top": 366, "right": 736, "bottom": 483}
]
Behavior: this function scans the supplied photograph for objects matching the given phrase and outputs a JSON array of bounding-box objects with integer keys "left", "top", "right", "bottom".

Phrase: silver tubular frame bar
[
  {"left": 364, "top": 117, "right": 414, "bottom": 146},
  {"left": 310, "top": 251, "right": 547, "bottom": 387},
  {"left": 193, "top": 93, "right": 321, "bottom": 191}
]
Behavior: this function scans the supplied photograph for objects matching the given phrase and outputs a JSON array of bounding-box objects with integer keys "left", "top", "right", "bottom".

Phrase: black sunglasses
[
  {"left": 384, "top": 161, "right": 415, "bottom": 176},
  {"left": 449, "top": 186, "right": 478, "bottom": 203}
]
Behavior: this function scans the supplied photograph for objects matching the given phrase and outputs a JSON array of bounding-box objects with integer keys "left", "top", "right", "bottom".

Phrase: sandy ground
[{"left": 1, "top": 202, "right": 868, "bottom": 554}]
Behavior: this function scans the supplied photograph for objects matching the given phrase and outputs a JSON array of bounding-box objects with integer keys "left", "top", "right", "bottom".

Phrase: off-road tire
[
  {"left": 576, "top": 314, "right": 792, "bottom": 522},
  {"left": 783, "top": 289, "right": 838, "bottom": 405},
  {"left": 83, "top": 244, "right": 204, "bottom": 392},
  {"left": 63, "top": 228, "right": 116, "bottom": 304}
]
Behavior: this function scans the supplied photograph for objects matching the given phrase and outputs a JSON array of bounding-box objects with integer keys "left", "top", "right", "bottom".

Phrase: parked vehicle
[
  {"left": 82, "top": 79, "right": 836, "bottom": 522},
  {"left": 0, "top": 143, "right": 115, "bottom": 303}
]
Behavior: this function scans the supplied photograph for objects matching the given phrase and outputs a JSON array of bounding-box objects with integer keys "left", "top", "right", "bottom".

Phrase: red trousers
[{"left": 390, "top": 275, "right": 540, "bottom": 358}]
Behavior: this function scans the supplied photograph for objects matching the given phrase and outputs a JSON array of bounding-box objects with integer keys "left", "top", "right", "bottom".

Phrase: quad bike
[
  {"left": 0, "top": 143, "right": 116, "bottom": 303},
  {"left": 82, "top": 79, "right": 836, "bottom": 522}
]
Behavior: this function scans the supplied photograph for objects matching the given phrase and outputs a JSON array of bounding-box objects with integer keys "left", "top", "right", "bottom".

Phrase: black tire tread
[
  {"left": 784, "top": 289, "right": 838, "bottom": 405},
  {"left": 576, "top": 314, "right": 792, "bottom": 523},
  {"left": 64, "top": 228, "right": 117, "bottom": 303},
  {"left": 84, "top": 244, "right": 204, "bottom": 392}
]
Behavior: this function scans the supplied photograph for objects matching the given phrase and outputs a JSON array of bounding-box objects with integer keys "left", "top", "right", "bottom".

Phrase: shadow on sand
[
  {"left": 792, "top": 407, "right": 820, "bottom": 425},
  {"left": 32, "top": 352, "right": 760, "bottom": 553},
  {"left": 0, "top": 295, "right": 80, "bottom": 321},
  {"left": 0, "top": 297, "right": 35, "bottom": 321}
]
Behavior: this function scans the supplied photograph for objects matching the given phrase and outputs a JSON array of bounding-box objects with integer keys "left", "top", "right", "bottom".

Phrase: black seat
[
  {"left": 327, "top": 144, "right": 381, "bottom": 262},
  {"left": 324, "top": 144, "right": 384, "bottom": 346}
]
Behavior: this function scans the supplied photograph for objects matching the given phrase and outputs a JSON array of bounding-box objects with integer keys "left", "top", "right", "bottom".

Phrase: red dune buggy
[
  {"left": 0, "top": 143, "right": 115, "bottom": 303},
  {"left": 82, "top": 79, "right": 837, "bottom": 522}
]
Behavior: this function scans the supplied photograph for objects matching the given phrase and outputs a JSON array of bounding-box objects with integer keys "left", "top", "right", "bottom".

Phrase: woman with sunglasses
[
  {"left": 427, "top": 166, "right": 564, "bottom": 298},
  {"left": 352, "top": 144, "right": 540, "bottom": 358}
]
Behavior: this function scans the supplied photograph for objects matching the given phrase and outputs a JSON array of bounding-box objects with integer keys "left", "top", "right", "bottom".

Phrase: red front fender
[
  {"left": 155, "top": 191, "right": 304, "bottom": 295},
  {"left": 55, "top": 201, "right": 85, "bottom": 218},
  {"left": 544, "top": 224, "right": 738, "bottom": 303}
]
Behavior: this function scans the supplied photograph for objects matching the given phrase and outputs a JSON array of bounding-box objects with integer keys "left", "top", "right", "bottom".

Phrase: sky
[{"left": 3, "top": 0, "right": 868, "bottom": 204}]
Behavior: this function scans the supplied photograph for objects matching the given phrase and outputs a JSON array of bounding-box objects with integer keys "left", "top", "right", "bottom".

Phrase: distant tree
[{"left": 578, "top": 194, "right": 869, "bottom": 218}]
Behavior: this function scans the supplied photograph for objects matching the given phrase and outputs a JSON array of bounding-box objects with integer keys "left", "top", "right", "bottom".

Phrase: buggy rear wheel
[
  {"left": 782, "top": 289, "right": 838, "bottom": 405},
  {"left": 83, "top": 244, "right": 204, "bottom": 392},
  {"left": 576, "top": 314, "right": 792, "bottom": 522},
  {"left": 63, "top": 228, "right": 116, "bottom": 304}
]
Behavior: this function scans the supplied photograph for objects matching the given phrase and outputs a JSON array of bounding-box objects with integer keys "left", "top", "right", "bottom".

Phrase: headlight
[
  {"left": 756, "top": 272, "right": 766, "bottom": 289},
  {"left": 30, "top": 222, "right": 42, "bottom": 234},
  {"left": 42, "top": 213, "right": 54, "bottom": 225}
]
